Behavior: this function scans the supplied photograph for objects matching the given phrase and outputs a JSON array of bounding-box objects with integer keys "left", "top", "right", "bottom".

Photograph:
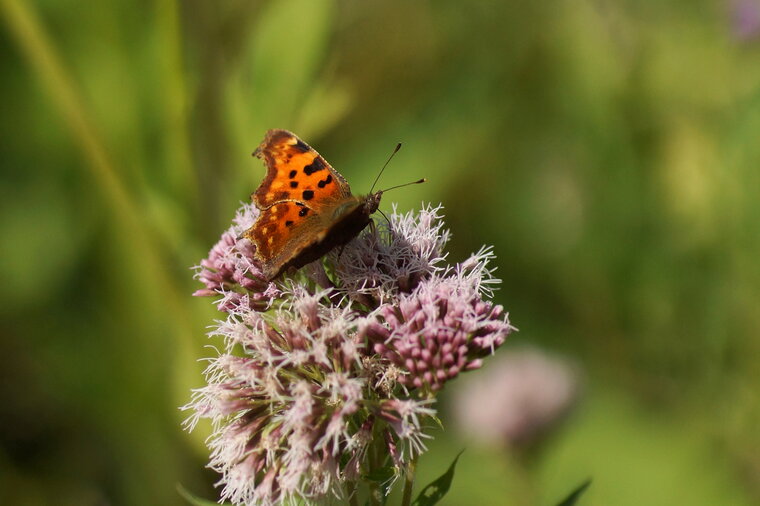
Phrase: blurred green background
[{"left": 1, "top": 0, "right": 759, "bottom": 504}]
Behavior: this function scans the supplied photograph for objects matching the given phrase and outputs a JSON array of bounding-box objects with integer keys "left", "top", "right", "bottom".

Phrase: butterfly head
[{"left": 364, "top": 190, "right": 383, "bottom": 215}]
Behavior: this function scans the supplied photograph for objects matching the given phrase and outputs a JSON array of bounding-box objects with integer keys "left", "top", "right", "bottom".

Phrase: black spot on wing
[
  {"left": 293, "top": 139, "right": 310, "bottom": 153},
  {"left": 302, "top": 190, "right": 314, "bottom": 200},
  {"left": 290, "top": 181, "right": 298, "bottom": 188},
  {"left": 285, "top": 220, "right": 294, "bottom": 227},
  {"left": 289, "top": 170, "right": 297, "bottom": 178},
  {"left": 303, "top": 157, "right": 326, "bottom": 175},
  {"left": 317, "top": 174, "right": 333, "bottom": 188},
  {"left": 295, "top": 201, "right": 310, "bottom": 217}
]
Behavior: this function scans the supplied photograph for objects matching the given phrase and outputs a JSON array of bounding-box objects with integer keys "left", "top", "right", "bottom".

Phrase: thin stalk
[
  {"left": 0, "top": 0, "right": 136, "bottom": 222},
  {"left": 506, "top": 450, "right": 538, "bottom": 506},
  {"left": 365, "top": 421, "right": 384, "bottom": 506},
  {"left": 155, "top": 0, "right": 198, "bottom": 204},
  {"left": 0, "top": 0, "right": 194, "bottom": 346},
  {"left": 346, "top": 481, "right": 359, "bottom": 506},
  {"left": 400, "top": 453, "right": 419, "bottom": 506},
  {"left": 367, "top": 438, "right": 382, "bottom": 506},
  {"left": 368, "top": 484, "right": 381, "bottom": 506}
]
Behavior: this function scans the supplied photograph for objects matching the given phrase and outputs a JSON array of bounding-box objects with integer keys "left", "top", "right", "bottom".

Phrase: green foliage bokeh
[{"left": 1, "top": 0, "right": 759, "bottom": 504}]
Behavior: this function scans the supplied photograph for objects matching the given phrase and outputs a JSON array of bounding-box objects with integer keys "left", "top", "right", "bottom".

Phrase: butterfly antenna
[
  {"left": 380, "top": 178, "right": 427, "bottom": 193},
  {"left": 370, "top": 143, "right": 402, "bottom": 194}
]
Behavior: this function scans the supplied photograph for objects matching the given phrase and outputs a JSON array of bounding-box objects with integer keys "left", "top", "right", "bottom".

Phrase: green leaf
[
  {"left": 176, "top": 484, "right": 228, "bottom": 506},
  {"left": 412, "top": 450, "right": 464, "bottom": 506},
  {"left": 554, "top": 478, "right": 592, "bottom": 506}
]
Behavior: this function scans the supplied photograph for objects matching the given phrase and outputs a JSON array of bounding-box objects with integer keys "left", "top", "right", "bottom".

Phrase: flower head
[
  {"left": 186, "top": 202, "right": 514, "bottom": 505},
  {"left": 186, "top": 288, "right": 384, "bottom": 504},
  {"left": 369, "top": 248, "right": 514, "bottom": 393}
]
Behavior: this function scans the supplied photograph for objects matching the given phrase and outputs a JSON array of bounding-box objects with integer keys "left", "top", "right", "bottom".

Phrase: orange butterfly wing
[
  {"left": 244, "top": 129, "right": 362, "bottom": 279},
  {"left": 252, "top": 129, "right": 351, "bottom": 210},
  {"left": 245, "top": 201, "right": 319, "bottom": 279}
]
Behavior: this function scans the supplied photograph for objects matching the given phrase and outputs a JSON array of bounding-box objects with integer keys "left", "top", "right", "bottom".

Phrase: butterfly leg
[
  {"left": 369, "top": 217, "right": 384, "bottom": 244},
  {"left": 378, "top": 209, "right": 391, "bottom": 226}
]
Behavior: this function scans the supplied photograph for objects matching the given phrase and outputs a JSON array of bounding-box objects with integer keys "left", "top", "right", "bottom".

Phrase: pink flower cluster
[
  {"left": 186, "top": 202, "right": 513, "bottom": 505},
  {"left": 185, "top": 286, "right": 433, "bottom": 504},
  {"left": 368, "top": 249, "right": 512, "bottom": 392}
]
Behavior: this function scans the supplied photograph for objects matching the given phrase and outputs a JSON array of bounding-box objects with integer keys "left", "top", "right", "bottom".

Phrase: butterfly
[{"left": 243, "top": 129, "right": 417, "bottom": 281}]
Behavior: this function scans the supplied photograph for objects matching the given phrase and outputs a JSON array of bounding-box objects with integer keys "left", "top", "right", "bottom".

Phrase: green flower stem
[
  {"left": 368, "top": 483, "right": 381, "bottom": 506},
  {"left": 366, "top": 421, "right": 384, "bottom": 506},
  {"left": 346, "top": 481, "right": 359, "bottom": 506},
  {"left": 400, "top": 453, "right": 418, "bottom": 506},
  {"left": 155, "top": 0, "right": 198, "bottom": 204},
  {"left": 506, "top": 451, "right": 538, "bottom": 506},
  {"left": 368, "top": 443, "right": 382, "bottom": 506}
]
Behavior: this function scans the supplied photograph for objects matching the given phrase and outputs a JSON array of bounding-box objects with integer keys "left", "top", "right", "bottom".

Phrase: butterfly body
[
  {"left": 270, "top": 191, "right": 382, "bottom": 278},
  {"left": 243, "top": 129, "right": 383, "bottom": 280}
]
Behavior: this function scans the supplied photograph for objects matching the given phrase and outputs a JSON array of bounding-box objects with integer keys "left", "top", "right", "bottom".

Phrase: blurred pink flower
[
  {"left": 452, "top": 348, "right": 580, "bottom": 449},
  {"left": 731, "top": 0, "right": 760, "bottom": 41}
]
